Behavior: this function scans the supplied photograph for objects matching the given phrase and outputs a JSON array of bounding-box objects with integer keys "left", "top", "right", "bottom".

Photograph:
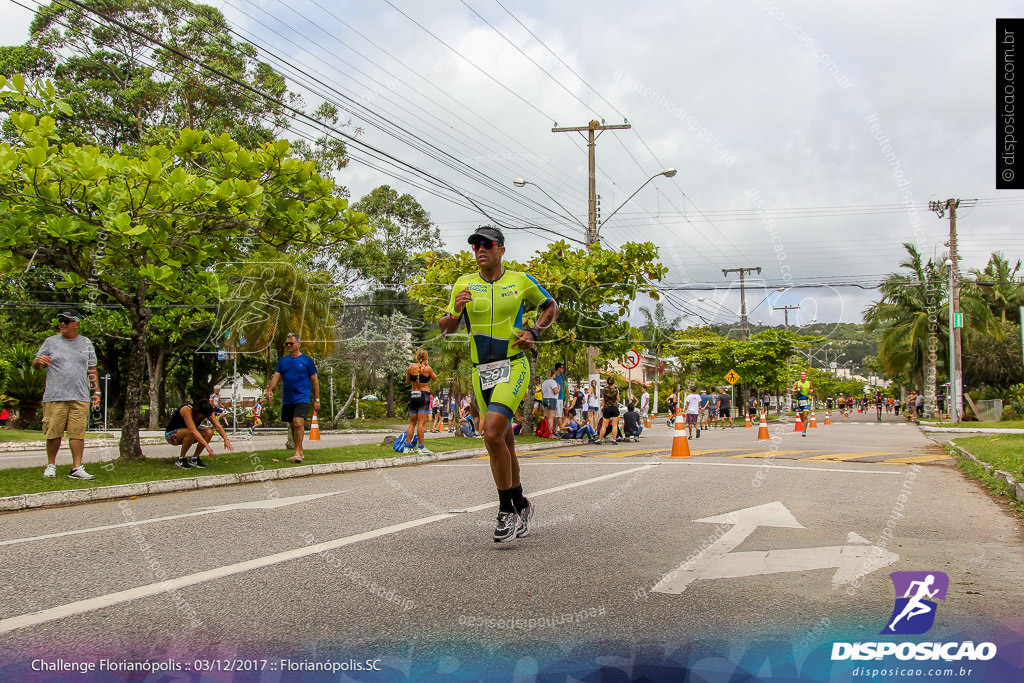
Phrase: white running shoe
[
  {"left": 417, "top": 445, "right": 433, "bottom": 455},
  {"left": 43, "top": 464, "right": 56, "bottom": 478},
  {"left": 68, "top": 466, "right": 95, "bottom": 480}
]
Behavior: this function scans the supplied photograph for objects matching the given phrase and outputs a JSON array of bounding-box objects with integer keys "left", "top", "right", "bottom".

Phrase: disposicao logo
[
  {"left": 882, "top": 571, "right": 948, "bottom": 635},
  {"left": 831, "top": 571, "right": 997, "bottom": 663}
]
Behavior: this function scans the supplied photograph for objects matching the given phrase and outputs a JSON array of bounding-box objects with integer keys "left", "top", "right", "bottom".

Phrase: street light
[
  {"left": 596, "top": 169, "right": 677, "bottom": 240},
  {"left": 513, "top": 168, "right": 676, "bottom": 246},
  {"left": 512, "top": 178, "right": 589, "bottom": 232}
]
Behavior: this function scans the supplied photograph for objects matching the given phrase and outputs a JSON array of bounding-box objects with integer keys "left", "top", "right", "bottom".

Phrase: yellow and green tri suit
[
  {"left": 445, "top": 270, "right": 553, "bottom": 420},
  {"left": 794, "top": 380, "right": 812, "bottom": 413}
]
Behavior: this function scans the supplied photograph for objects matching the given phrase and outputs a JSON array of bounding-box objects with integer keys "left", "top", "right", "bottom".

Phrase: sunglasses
[
  {"left": 58, "top": 318, "right": 75, "bottom": 325},
  {"left": 471, "top": 239, "right": 497, "bottom": 251},
  {"left": 285, "top": 341, "right": 296, "bottom": 346}
]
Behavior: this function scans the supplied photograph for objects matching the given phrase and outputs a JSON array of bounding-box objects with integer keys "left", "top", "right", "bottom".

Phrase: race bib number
[
  {"left": 477, "top": 359, "right": 511, "bottom": 391},
  {"left": 798, "top": 398, "right": 809, "bottom": 408}
]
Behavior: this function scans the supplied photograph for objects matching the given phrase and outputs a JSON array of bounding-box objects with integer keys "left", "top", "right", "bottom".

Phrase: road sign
[
  {"left": 953, "top": 313, "right": 963, "bottom": 329},
  {"left": 652, "top": 501, "right": 899, "bottom": 594},
  {"left": 724, "top": 369, "right": 740, "bottom": 385},
  {"left": 217, "top": 349, "right": 227, "bottom": 361},
  {"left": 623, "top": 349, "right": 641, "bottom": 369}
]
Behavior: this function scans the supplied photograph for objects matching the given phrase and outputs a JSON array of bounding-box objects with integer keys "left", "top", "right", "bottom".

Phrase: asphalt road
[{"left": 2, "top": 411, "right": 1022, "bottom": 681}]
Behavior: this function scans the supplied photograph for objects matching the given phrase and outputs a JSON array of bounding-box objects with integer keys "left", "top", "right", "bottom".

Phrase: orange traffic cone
[
  {"left": 793, "top": 413, "right": 803, "bottom": 432},
  {"left": 824, "top": 411, "right": 831, "bottom": 425},
  {"left": 744, "top": 412, "right": 752, "bottom": 428},
  {"left": 644, "top": 415, "right": 652, "bottom": 429},
  {"left": 670, "top": 420, "right": 691, "bottom": 458},
  {"left": 438, "top": 416, "right": 446, "bottom": 433},
  {"left": 309, "top": 413, "right": 321, "bottom": 441},
  {"left": 757, "top": 410, "right": 770, "bottom": 441},
  {"left": 809, "top": 410, "right": 818, "bottom": 429}
]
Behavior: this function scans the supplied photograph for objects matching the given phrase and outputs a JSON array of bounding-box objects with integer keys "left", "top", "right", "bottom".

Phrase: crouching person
[{"left": 164, "top": 398, "right": 233, "bottom": 469}]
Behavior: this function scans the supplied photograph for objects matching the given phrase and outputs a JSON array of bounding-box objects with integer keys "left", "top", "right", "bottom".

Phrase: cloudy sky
[{"left": 2, "top": 0, "right": 1021, "bottom": 328}]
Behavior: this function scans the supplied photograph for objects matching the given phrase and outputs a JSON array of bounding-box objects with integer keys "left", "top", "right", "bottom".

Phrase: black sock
[
  {"left": 498, "top": 487, "right": 515, "bottom": 513},
  {"left": 510, "top": 484, "right": 527, "bottom": 512}
]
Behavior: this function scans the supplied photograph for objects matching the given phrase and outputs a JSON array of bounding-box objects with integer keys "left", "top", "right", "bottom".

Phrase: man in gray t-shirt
[{"left": 32, "top": 310, "right": 101, "bottom": 480}]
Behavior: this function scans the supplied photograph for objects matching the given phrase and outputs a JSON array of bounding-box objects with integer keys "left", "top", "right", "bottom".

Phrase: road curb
[
  {"left": 947, "top": 440, "right": 1021, "bottom": 503},
  {"left": 0, "top": 428, "right": 408, "bottom": 453},
  {"left": 0, "top": 439, "right": 586, "bottom": 513},
  {"left": 921, "top": 426, "right": 1024, "bottom": 435}
]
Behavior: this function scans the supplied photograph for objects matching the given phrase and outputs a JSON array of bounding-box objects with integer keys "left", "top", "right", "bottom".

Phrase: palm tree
[
  {"left": 864, "top": 244, "right": 996, "bottom": 415},
  {"left": 970, "top": 252, "right": 1024, "bottom": 323},
  {"left": 4, "top": 343, "right": 46, "bottom": 429},
  {"left": 638, "top": 302, "right": 682, "bottom": 412},
  {"left": 218, "top": 249, "right": 337, "bottom": 381}
]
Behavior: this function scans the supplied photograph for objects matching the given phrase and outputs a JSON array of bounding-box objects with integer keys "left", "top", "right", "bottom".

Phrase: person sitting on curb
[
  {"left": 560, "top": 408, "right": 598, "bottom": 443},
  {"left": 622, "top": 402, "right": 643, "bottom": 442},
  {"left": 164, "top": 398, "right": 234, "bottom": 469}
]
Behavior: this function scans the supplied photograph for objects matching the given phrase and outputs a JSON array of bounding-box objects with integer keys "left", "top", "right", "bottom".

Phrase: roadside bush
[{"left": 1000, "top": 406, "right": 1020, "bottom": 421}]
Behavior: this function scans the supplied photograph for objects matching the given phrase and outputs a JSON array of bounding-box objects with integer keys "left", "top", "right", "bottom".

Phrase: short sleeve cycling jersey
[{"left": 446, "top": 270, "right": 552, "bottom": 364}]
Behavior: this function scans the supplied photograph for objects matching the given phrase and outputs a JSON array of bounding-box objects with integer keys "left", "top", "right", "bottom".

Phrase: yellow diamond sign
[{"left": 725, "top": 369, "right": 741, "bottom": 385}]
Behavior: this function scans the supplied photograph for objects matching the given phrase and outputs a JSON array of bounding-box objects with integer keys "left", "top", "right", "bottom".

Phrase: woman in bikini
[{"left": 404, "top": 348, "right": 438, "bottom": 454}]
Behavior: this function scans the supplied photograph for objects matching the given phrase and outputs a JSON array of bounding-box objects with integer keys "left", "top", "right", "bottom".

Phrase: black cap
[
  {"left": 468, "top": 225, "right": 504, "bottom": 246},
  {"left": 57, "top": 309, "right": 83, "bottom": 321}
]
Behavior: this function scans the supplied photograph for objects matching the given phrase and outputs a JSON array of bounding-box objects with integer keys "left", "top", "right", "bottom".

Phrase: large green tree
[
  {"left": 5, "top": 0, "right": 293, "bottom": 152},
  {"left": 0, "top": 81, "right": 368, "bottom": 459}
]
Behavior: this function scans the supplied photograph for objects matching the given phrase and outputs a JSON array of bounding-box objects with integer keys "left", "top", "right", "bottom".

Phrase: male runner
[
  {"left": 792, "top": 371, "right": 813, "bottom": 437},
  {"left": 439, "top": 226, "right": 558, "bottom": 543}
]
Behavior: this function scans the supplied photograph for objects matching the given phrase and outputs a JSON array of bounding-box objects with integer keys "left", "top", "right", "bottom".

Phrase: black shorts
[
  {"left": 719, "top": 406, "right": 731, "bottom": 417},
  {"left": 409, "top": 390, "right": 431, "bottom": 413},
  {"left": 602, "top": 405, "right": 620, "bottom": 419},
  {"left": 542, "top": 398, "right": 558, "bottom": 410},
  {"left": 281, "top": 402, "right": 310, "bottom": 422}
]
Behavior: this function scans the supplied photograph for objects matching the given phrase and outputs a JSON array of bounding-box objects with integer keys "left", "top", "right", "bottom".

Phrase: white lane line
[
  {"left": 0, "top": 465, "right": 652, "bottom": 634},
  {"left": 434, "top": 461, "right": 901, "bottom": 475},
  {"left": 0, "top": 492, "right": 346, "bottom": 548}
]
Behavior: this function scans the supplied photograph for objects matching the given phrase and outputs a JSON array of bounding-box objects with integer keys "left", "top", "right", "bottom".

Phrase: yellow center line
[
  {"left": 532, "top": 449, "right": 599, "bottom": 459},
  {"left": 882, "top": 455, "right": 953, "bottom": 464},
  {"left": 592, "top": 448, "right": 666, "bottom": 458},
  {"left": 799, "top": 452, "right": 901, "bottom": 462}
]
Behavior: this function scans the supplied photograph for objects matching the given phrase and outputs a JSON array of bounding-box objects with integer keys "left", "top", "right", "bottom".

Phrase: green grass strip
[
  {"left": 950, "top": 434, "right": 1024, "bottom": 519},
  {"left": 0, "top": 435, "right": 552, "bottom": 499}
]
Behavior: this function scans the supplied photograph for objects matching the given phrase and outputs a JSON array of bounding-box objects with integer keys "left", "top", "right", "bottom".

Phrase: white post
[
  {"left": 232, "top": 353, "right": 238, "bottom": 436},
  {"left": 102, "top": 374, "right": 110, "bottom": 433}
]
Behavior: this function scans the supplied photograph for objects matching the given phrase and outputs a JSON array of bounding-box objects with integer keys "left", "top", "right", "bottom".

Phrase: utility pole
[
  {"left": 772, "top": 305, "right": 800, "bottom": 330},
  {"left": 722, "top": 267, "right": 761, "bottom": 340},
  {"left": 930, "top": 198, "right": 960, "bottom": 422},
  {"left": 552, "top": 120, "right": 631, "bottom": 246}
]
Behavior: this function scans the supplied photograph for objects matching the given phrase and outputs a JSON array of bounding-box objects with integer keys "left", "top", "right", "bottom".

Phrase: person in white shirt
[
  {"left": 639, "top": 387, "right": 651, "bottom": 420},
  {"left": 587, "top": 379, "right": 600, "bottom": 430},
  {"left": 541, "top": 368, "right": 560, "bottom": 437},
  {"left": 683, "top": 385, "right": 702, "bottom": 439}
]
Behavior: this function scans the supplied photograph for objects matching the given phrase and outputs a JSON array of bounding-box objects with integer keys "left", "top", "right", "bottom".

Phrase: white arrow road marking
[
  {"left": 0, "top": 465, "right": 653, "bottom": 634},
  {"left": 0, "top": 491, "right": 345, "bottom": 548},
  {"left": 652, "top": 501, "right": 899, "bottom": 595}
]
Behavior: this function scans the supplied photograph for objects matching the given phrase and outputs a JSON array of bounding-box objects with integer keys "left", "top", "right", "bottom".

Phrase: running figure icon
[{"left": 887, "top": 574, "right": 939, "bottom": 632}]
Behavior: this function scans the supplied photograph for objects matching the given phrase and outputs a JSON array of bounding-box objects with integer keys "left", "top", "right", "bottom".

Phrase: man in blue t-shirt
[{"left": 265, "top": 333, "right": 320, "bottom": 463}]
